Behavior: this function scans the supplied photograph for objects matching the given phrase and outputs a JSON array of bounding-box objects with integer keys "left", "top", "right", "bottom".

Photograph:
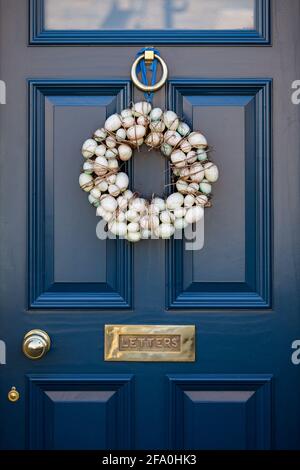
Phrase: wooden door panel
[
  {"left": 168, "top": 375, "right": 272, "bottom": 450},
  {"left": 27, "top": 375, "right": 134, "bottom": 449},
  {"left": 29, "top": 81, "right": 133, "bottom": 309},
  {"left": 167, "top": 80, "right": 271, "bottom": 309}
]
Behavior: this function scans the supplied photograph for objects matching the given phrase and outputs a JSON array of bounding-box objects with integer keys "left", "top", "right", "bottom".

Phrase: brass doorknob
[
  {"left": 8, "top": 387, "right": 20, "bottom": 402},
  {"left": 22, "top": 330, "right": 51, "bottom": 360}
]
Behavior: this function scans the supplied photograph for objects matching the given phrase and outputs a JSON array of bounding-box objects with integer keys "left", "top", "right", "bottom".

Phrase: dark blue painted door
[{"left": 0, "top": 0, "right": 300, "bottom": 450}]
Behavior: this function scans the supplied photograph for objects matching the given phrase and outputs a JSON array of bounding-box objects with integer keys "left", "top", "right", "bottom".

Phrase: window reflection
[{"left": 44, "top": 0, "right": 255, "bottom": 31}]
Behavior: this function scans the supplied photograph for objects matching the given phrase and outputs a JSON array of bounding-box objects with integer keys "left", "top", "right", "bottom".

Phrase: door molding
[
  {"left": 28, "top": 79, "right": 133, "bottom": 309},
  {"left": 29, "top": 0, "right": 271, "bottom": 46},
  {"left": 168, "top": 374, "right": 273, "bottom": 449},
  {"left": 26, "top": 374, "right": 134, "bottom": 449},
  {"left": 166, "top": 79, "right": 272, "bottom": 310}
]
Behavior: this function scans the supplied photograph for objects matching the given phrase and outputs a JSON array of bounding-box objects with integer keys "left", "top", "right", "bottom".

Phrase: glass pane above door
[{"left": 44, "top": 0, "right": 255, "bottom": 31}]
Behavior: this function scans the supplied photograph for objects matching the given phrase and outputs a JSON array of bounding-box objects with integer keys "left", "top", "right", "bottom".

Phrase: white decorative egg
[
  {"left": 116, "top": 128, "right": 127, "bottom": 141},
  {"left": 150, "top": 120, "right": 165, "bottom": 133},
  {"left": 100, "top": 194, "right": 118, "bottom": 212},
  {"left": 125, "top": 209, "right": 139, "bottom": 223},
  {"left": 176, "top": 179, "right": 189, "bottom": 193},
  {"left": 197, "top": 149, "right": 208, "bottom": 161},
  {"left": 160, "top": 210, "right": 175, "bottom": 224},
  {"left": 121, "top": 108, "right": 133, "bottom": 119},
  {"left": 171, "top": 149, "right": 186, "bottom": 168},
  {"left": 105, "top": 136, "right": 116, "bottom": 148},
  {"left": 141, "top": 229, "right": 151, "bottom": 239},
  {"left": 148, "top": 203, "right": 160, "bottom": 215},
  {"left": 188, "top": 132, "right": 208, "bottom": 148},
  {"left": 117, "top": 195, "right": 128, "bottom": 210},
  {"left": 145, "top": 132, "right": 163, "bottom": 147},
  {"left": 204, "top": 162, "right": 219, "bottom": 182},
  {"left": 186, "top": 151, "right": 197, "bottom": 164},
  {"left": 108, "top": 221, "right": 127, "bottom": 237},
  {"left": 82, "top": 139, "right": 97, "bottom": 159},
  {"left": 118, "top": 144, "right": 132, "bottom": 161},
  {"left": 94, "top": 156, "right": 108, "bottom": 176},
  {"left": 164, "top": 131, "right": 182, "bottom": 147},
  {"left": 195, "top": 195, "right": 208, "bottom": 206},
  {"left": 199, "top": 181, "right": 212, "bottom": 195},
  {"left": 184, "top": 194, "right": 195, "bottom": 208},
  {"left": 107, "top": 158, "right": 119, "bottom": 170},
  {"left": 185, "top": 206, "right": 204, "bottom": 224},
  {"left": 148, "top": 215, "right": 160, "bottom": 229},
  {"left": 123, "top": 189, "right": 133, "bottom": 200},
  {"left": 152, "top": 197, "right": 165, "bottom": 212},
  {"left": 140, "top": 216, "right": 150, "bottom": 230},
  {"left": 127, "top": 222, "right": 140, "bottom": 233},
  {"left": 96, "top": 206, "right": 106, "bottom": 218},
  {"left": 157, "top": 223, "right": 175, "bottom": 239},
  {"left": 137, "top": 115, "right": 149, "bottom": 127},
  {"left": 90, "top": 187, "right": 101, "bottom": 199},
  {"left": 160, "top": 143, "right": 173, "bottom": 157},
  {"left": 96, "top": 180, "right": 108, "bottom": 192},
  {"left": 126, "top": 231, "right": 141, "bottom": 242},
  {"left": 96, "top": 206, "right": 113, "bottom": 222},
  {"left": 127, "top": 125, "right": 146, "bottom": 141},
  {"left": 93, "top": 128, "right": 107, "bottom": 142},
  {"left": 79, "top": 173, "right": 94, "bottom": 192},
  {"left": 150, "top": 108, "right": 163, "bottom": 121},
  {"left": 174, "top": 218, "right": 188, "bottom": 230},
  {"left": 115, "top": 211, "right": 126, "bottom": 222},
  {"left": 179, "top": 167, "right": 190, "bottom": 178},
  {"left": 104, "top": 114, "right": 122, "bottom": 132},
  {"left": 163, "top": 111, "right": 179, "bottom": 130},
  {"left": 115, "top": 172, "right": 129, "bottom": 191},
  {"left": 102, "top": 211, "right": 113, "bottom": 222},
  {"left": 166, "top": 192, "right": 184, "bottom": 210},
  {"left": 180, "top": 139, "right": 192, "bottom": 153},
  {"left": 174, "top": 207, "right": 187, "bottom": 218},
  {"left": 122, "top": 116, "right": 135, "bottom": 129},
  {"left": 133, "top": 138, "right": 144, "bottom": 147},
  {"left": 108, "top": 184, "right": 120, "bottom": 197},
  {"left": 105, "top": 148, "right": 118, "bottom": 159},
  {"left": 177, "top": 122, "right": 191, "bottom": 137},
  {"left": 83, "top": 161, "right": 94, "bottom": 174},
  {"left": 130, "top": 197, "right": 146, "bottom": 213},
  {"left": 187, "top": 182, "right": 199, "bottom": 193},
  {"left": 95, "top": 144, "right": 106, "bottom": 157},
  {"left": 133, "top": 101, "right": 152, "bottom": 116},
  {"left": 190, "top": 162, "right": 205, "bottom": 183}
]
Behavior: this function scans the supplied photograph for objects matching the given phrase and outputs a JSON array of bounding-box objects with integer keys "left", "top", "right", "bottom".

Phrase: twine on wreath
[
  {"left": 85, "top": 110, "right": 214, "bottom": 205},
  {"left": 80, "top": 101, "right": 219, "bottom": 241}
]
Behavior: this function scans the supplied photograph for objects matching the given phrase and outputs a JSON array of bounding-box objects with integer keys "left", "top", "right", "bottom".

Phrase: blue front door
[{"left": 1, "top": 0, "right": 300, "bottom": 450}]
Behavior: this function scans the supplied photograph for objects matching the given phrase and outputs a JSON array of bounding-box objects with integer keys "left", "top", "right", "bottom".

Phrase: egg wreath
[{"left": 79, "top": 101, "right": 219, "bottom": 242}]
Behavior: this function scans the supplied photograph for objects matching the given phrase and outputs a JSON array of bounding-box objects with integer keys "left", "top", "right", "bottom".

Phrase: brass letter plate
[{"left": 104, "top": 325, "right": 195, "bottom": 362}]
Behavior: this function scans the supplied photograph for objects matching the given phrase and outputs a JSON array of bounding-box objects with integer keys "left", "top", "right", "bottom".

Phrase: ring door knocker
[
  {"left": 131, "top": 49, "right": 168, "bottom": 93},
  {"left": 79, "top": 48, "right": 219, "bottom": 242}
]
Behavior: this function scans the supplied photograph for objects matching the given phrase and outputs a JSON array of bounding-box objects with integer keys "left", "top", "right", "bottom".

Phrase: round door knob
[
  {"left": 8, "top": 386, "right": 20, "bottom": 402},
  {"left": 22, "top": 329, "right": 51, "bottom": 360}
]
